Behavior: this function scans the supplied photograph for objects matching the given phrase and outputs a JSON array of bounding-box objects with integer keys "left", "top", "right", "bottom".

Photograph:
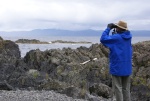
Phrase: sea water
[{"left": 2, "top": 36, "right": 150, "bottom": 57}]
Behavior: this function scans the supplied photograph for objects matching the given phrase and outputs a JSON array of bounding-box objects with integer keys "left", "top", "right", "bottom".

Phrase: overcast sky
[{"left": 0, "top": 0, "right": 150, "bottom": 31}]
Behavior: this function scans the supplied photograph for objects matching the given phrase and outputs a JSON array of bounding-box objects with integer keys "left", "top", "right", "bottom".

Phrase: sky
[{"left": 0, "top": 0, "right": 150, "bottom": 31}]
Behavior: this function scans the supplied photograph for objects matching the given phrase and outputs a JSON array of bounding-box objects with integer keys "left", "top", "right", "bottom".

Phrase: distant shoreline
[
  {"left": 15, "top": 39, "right": 92, "bottom": 44},
  {"left": 50, "top": 40, "right": 92, "bottom": 44}
]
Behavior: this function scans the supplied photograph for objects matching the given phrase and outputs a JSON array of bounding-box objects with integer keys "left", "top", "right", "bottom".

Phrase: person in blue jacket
[{"left": 100, "top": 21, "right": 132, "bottom": 101}]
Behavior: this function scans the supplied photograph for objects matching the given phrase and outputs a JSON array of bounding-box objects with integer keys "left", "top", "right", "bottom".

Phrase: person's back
[{"left": 100, "top": 21, "right": 132, "bottom": 101}]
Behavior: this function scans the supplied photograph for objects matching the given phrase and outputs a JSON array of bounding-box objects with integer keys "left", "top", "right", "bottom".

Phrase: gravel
[{"left": 0, "top": 90, "right": 87, "bottom": 101}]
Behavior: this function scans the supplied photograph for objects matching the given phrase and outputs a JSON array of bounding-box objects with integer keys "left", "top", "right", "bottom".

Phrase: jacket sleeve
[{"left": 100, "top": 28, "right": 118, "bottom": 48}]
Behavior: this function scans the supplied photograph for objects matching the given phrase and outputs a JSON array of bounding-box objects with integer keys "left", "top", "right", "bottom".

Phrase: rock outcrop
[
  {"left": 0, "top": 36, "right": 150, "bottom": 101},
  {"left": 15, "top": 39, "right": 49, "bottom": 44},
  {"left": 0, "top": 38, "right": 21, "bottom": 82},
  {"left": 15, "top": 39, "right": 92, "bottom": 44},
  {"left": 51, "top": 40, "right": 92, "bottom": 44},
  {"left": 131, "top": 41, "right": 150, "bottom": 101}
]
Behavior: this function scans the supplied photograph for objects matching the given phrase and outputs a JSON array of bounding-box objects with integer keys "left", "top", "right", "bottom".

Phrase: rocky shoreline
[
  {"left": 15, "top": 39, "right": 92, "bottom": 44},
  {"left": 15, "top": 39, "right": 49, "bottom": 44},
  {"left": 0, "top": 36, "right": 150, "bottom": 101},
  {"left": 50, "top": 40, "right": 92, "bottom": 44}
]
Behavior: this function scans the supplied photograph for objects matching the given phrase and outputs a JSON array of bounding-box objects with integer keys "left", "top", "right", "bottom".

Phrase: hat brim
[{"left": 114, "top": 23, "right": 128, "bottom": 30}]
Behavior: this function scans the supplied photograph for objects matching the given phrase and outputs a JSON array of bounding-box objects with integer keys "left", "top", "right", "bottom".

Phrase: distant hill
[
  {"left": 0, "top": 29, "right": 101, "bottom": 37},
  {"left": 0, "top": 29, "right": 150, "bottom": 37},
  {"left": 131, "top": 30, "right": 150, "bottom": 36}
]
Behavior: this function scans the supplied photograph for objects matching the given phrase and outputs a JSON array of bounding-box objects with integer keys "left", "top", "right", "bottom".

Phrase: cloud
[{"left": 0, "top": 0, "right": 150, "bottom": 31}]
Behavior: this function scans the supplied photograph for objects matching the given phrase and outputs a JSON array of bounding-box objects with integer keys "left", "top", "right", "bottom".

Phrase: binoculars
[
  {"left": 107, "top": 23, "right": 117, "bottom": 34},
  {"left": 108, "top": 23, "right": 117, "bottom": 29}
]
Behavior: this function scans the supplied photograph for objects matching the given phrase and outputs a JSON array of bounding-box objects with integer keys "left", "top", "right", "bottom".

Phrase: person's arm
[{"left": 100, "top": 27, "right": 118, "bottom": 48}]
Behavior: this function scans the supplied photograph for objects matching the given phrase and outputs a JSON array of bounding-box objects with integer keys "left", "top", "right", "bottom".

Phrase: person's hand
[{"left": 107, "top": 23, "right": 117, "bottom": 29}]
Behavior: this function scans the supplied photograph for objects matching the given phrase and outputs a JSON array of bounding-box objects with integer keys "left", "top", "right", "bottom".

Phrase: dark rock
[
  {"left": 89, "top": 83, "right": 112, "bottom": 98},
  {"left": 0, "top": 38, "right": 27, "bottom": 90},
  {"left": 131, "top": 85, "right": 150, "bottom": 101},
  {"left": 132, "top": 41, "right": 150, "bottom": 101},
  {"left": 0, "top": 36, "right": 3, "bottom": 41},
  {"left": 0, "top": 40, "right": 20, "bottom": 60},
  {"left": 0, "top": 80, "right": 14, "bottom": 90},
  {"left": 21, "top": 43, "right": 112, "bottom": 99}
]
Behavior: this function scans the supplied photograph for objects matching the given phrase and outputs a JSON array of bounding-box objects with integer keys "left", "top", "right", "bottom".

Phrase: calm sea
[{"left": 2, "top": 36, "right": 150, "bottom": 57}]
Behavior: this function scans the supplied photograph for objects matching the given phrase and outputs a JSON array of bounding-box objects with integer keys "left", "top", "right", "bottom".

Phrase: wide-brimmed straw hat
[{"left": 114, "top": 21, "right": 128, "bottom": 30}]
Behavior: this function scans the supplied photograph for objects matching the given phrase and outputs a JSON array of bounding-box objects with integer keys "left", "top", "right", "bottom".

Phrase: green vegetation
[
  {"left": 132, "top": 77, "right": 147, "bottom": 86},
  {"left": 27, "top": 69, "right": 40, "bottom": 79}
]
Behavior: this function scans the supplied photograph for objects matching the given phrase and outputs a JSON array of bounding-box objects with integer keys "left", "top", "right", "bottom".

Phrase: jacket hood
[{"left": 120, "top": 31, "right": 132, "bottom": 39}]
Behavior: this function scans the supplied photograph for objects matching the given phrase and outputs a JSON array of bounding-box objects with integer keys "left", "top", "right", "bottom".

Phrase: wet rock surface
[{"left": 0, "top": 36, "right": 150, "bottom": 101}]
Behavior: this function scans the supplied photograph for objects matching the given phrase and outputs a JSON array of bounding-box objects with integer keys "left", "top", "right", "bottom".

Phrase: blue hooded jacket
[{"left": 100, "top": 28, "right": 132, "bottom": 76}]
